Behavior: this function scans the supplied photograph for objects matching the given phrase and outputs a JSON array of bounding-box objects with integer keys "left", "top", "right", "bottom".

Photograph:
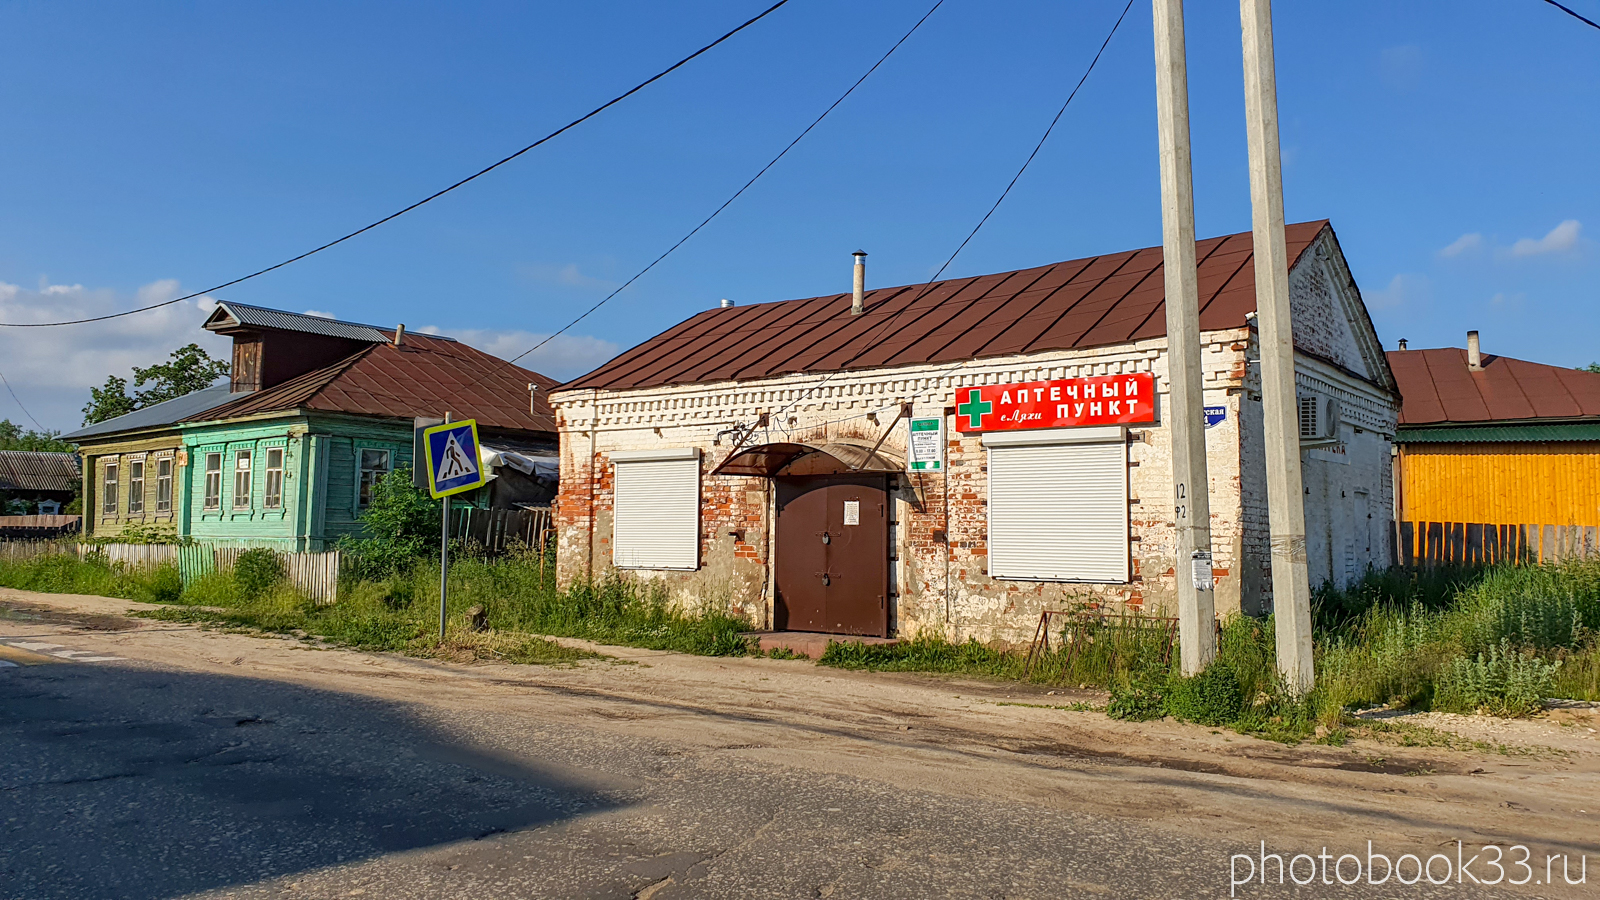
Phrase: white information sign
[
  {"left": 843, "top": 500, "right": 860, "bottom": 526},
  {"left": 907, "top": 416, "right": 945, "bottom": 472}
]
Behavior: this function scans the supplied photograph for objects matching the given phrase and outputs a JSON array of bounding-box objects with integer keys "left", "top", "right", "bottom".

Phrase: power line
[
  {"left": 1542, "top": 0, "right": 1600, "bottom": 30},
  {"left": 0, "top": 369, "right": 47, "bottom": 432},
  {"left": 765, "top": 0, "right": 1136, "bottom": 424},
  {"left": 505, "top": 0, "right": 946, "bottom": 368},
  {"left": 0, "top": 1, "right": 794, "bottom": 329}
]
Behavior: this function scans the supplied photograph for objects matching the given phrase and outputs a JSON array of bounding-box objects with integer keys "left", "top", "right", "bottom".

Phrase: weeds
[
  {"left": 0, "top": 551, "right": 181, "bottom": 603},
  {"left": 137, "top": 551, "right": 754, "bottom": 662}
]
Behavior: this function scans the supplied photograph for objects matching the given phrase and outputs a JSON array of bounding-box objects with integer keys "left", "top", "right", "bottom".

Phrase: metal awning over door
[{"left": 712, "top": 441, "right": 904, "bottom": 477}]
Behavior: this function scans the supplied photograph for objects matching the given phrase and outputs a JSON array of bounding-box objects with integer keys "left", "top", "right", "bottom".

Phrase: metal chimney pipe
[
  {"left": 528, "top": 382, "right": 539, "bottom": 415},
  {"left": 394, "top": 323, "right": 406, "bottom": 346},
  {"left": 1397, "top": 338, "right": 1408, "bottom": 350},
  {"left": 720, "top": 298, "right": 735, "bottom": 309},
  {"left": 1467, "top": 330, "right": 1482, "bottom": 370},
  {"left": 851, "top": 251, "right": 867, "bottom": 315}
]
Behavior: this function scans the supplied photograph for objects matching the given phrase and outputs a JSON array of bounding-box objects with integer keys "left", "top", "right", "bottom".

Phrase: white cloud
[
  {"left": 1509, "top": 219, "right": 1581, "bottom": 257},
  {"left": 419, "top": 325, "right": 620, "bottom": 381},
  {"left": 0, "top": 279, "right": 230, "bottom": 432},
  {"left": 518, "top": 262, "right": 619, "bottom": 292},
  {"left": 1364, "top": 273, "right": 1430, "bottom": 310},
  {"left": 1438, "top": 233, "right": 1482, "bottom": 258}
]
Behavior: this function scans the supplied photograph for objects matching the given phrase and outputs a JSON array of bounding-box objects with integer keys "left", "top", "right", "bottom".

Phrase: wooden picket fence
[
  {"left": 1396, "top": 521, "right": 1600, "bottom": 568},
  {"left": 450, "top": 506, "right": 552, "bottom": 554},
  {"left": 0, "top": 539, "right": 340, "bottom": 604}
]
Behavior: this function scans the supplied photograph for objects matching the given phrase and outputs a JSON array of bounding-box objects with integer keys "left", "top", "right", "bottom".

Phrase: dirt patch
[{"left": 0, "top": 599, "right": 140, "bottom": 633}]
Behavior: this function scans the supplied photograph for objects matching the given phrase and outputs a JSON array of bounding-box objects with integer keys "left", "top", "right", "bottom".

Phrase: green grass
[
  {"left": 134, "top": 549, "right": 753, "bottom": 664},
  {"left": 0, "top": 551, "right": 181, "bottom": 603}
]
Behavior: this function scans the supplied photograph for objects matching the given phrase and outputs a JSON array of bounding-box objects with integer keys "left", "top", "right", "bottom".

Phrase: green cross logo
[{"left": 957, "top": 388, "right": 992, "bottom": 430}]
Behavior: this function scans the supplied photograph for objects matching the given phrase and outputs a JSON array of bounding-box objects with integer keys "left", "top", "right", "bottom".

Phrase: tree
[
  {"left": 1583, "top": 363, "right": 1600, "bottom": 374},
  {"left": 0, "top": 419, "right": 75, "bottom": 452},
  {"left": 83, "top": 376, "right": 137, "bottom": 425},
  {"left": 82, "top": 343, "right": 229, "bottom": 425},
  {"left": 132, "top": 343, "right": 231, "bottom": 407}
]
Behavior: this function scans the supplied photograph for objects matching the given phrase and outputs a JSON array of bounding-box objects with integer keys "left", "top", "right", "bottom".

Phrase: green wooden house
[{"left": 172, "top": 303, "right": 559, "bottom": 550}]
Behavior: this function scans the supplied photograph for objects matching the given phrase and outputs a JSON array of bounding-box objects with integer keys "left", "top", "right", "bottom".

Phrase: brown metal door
[
  {"left": 775, "top": 475, "right": 888, "bottom": 637},
  {"left": 775, "top": 477, "right": 829, "bottom": 631}
]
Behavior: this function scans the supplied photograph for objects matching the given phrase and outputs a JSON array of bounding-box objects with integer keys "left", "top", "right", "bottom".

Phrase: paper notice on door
[{"left": 843, "top": 500, "right": 860, "bottom": 526}]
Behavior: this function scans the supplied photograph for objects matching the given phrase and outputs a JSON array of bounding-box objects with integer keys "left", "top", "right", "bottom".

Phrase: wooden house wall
[
  {"left": 1397, "top": 441, "right": 1600, "bottom": 527},
  {"left": 76, "top": 433, "right": 184, "bottom": 537},
  {"left": 180, "top": 414, "right": 414, "bottom": 550}
]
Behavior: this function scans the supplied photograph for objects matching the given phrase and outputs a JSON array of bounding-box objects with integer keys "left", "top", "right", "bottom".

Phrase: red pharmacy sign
[{"left": 953, "top": 372, "right": 1156, "bottom": 433}]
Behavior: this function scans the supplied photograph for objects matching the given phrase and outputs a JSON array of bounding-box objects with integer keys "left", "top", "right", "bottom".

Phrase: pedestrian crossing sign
[{"left": 422, "top": 419, "right": 486, "bottom": 498}]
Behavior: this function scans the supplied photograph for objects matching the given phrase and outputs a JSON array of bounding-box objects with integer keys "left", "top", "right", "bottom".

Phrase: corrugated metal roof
[
  {"left": 0, "top": 451, "right": 81, "bottom": 493},
  {"left": 1387, "top": 347, "right": 1600, "bottom": 426},
  {"left": 182, "top": 333, "right": 558, "bottom": 434},
  {"left": 203, "top": 301, "right": 455, "bottom": 343},
  {"left": 1397, "top": 423, "right": 1600, "bottom": 443},
  {"left": 561, "top": 221, "right": 1330, "bottom": 393},
  {"left": 61, "top": 383, "right": 238, "bottom": 441}
]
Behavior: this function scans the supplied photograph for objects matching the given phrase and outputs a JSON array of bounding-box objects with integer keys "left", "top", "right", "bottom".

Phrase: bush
[
  {"left": 340, "top": 468, "right": 439, "bottom": 580},
  {"left": 233, "top": 548, "right": 285, "bottom": 599},
  {"left": 0, "top": 551, "right": 180, "bottom": 603},
  {"left": 1165, "top": 659, "right": 1246, "bottom": 726},
  {"left": 1434, "top": 639, "right": 1559, "bottom": 717}
]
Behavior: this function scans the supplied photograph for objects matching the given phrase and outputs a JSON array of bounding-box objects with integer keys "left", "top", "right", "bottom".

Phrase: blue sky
[{"left": 1, "top": 1, "right": 1595, "bottom": 430}]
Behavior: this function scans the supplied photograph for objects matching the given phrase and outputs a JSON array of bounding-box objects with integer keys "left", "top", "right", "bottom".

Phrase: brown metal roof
[
  {"left": 563, "top": 221, "right": 1330, "bottom": 393},
  {"left": 0, "top": 451, "right": 81, "bottom": 494},
  {"left": 182, "top": 333, "right": 559, "bottom": 434},
  {"left": 1388, "top": 347, "right": 1600, "bottom": 426}
]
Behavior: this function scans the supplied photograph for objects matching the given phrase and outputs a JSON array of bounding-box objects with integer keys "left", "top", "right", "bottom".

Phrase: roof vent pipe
[
  {"left": 1467, "top": 330, "right": 1482, "bottom": 370},
  {"left": 394, "top": 323, "right": 406, "bottom": 346},
  {"left": 720, "top": 298, "right": 735, "bottom": 309},
  {"left": 1397, "top": 338, "right": 1408, "bottom": 350},
  {"left": 528, "top": 382, "right": 540, "bottom": 415},
  {"left": 851, "top": 251, "right": 867, "bottom": 315}
]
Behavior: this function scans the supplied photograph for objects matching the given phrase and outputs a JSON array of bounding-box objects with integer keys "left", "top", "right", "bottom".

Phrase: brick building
[{"left": 550, "top": 221, "right": 1399, "bottom": 644}]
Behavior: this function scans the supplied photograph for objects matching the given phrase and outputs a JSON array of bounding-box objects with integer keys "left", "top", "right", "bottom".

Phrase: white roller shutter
[
  {"left": 985, "top": 427, "right": 1128, "bottom": 583},
  {"left": 612, "top": 449, "right": 701, "bottom": 570}
]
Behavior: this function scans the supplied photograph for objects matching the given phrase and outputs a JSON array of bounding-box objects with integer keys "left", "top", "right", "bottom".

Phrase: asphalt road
[{"left": 0, "top": 599, "right": 1557, "bottom": 899}]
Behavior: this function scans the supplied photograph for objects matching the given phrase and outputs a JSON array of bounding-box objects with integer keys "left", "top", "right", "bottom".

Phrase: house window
[
  {"left": 264, "top": 447, "right": 284, "bottom": 510},
  {"left": 233, "top": 450, "right": 253, "bottom": 510},
  {"left": 984, "top": 427, "right": 1129, "bottom": 583},
  {"left": 610, "top": 449, "right": 701, "bottom": 570},
  {"left": 156, "top": 458, "right": 173, "bottom": 513},
  {"left": 128, "top": 459, "right": 145, "bottom": 515},
  {"left": 204, "top": 453, "right": 222, "bottom": 510},
  {"left": 358, "top": 449, "right": 391, "bottom": 508},
  {"left": 102, "top": 460, "right": 119, "bottom": 515}
]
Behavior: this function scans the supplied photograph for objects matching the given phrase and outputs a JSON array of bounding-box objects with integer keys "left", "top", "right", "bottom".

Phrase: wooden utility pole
[
  {"left": 1240, "top": 0, "right": 1313, "bottom": 692},
  {"left": 1152, "top": 0, "right": 1215, "bottom": 674}
]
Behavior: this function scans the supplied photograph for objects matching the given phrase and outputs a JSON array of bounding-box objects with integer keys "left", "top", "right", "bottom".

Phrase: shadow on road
[{"left": 0, "top": 660, "right": 619, "bottom": 900}]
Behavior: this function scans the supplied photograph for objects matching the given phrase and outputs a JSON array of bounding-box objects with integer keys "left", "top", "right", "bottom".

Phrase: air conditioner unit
[{"left": 1298, "top": 393, "right": 1341, "bottom": 447}]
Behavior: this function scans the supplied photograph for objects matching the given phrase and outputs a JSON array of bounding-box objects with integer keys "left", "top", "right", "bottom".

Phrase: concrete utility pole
[
  {"left": 1239, "top": 0, "right": 1313, "bottom": 693},
  {"left": 1152, "top": 0, "right": 1216, "bottom": 675}
]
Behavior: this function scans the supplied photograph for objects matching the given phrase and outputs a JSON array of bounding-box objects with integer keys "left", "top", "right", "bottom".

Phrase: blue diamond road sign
[{"left": 422, "top": 419, "right": 485, "bottom": 499}]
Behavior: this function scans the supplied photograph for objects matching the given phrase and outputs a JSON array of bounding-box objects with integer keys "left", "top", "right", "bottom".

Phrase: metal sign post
[
  {"left": 421, "top": 414, "right": 487, "bottom": 643},
  {"left": 440, "top": 413, "right": 451, "bottom": 641}
]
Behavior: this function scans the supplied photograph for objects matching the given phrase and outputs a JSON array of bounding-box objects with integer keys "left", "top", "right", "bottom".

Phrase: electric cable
[
  {"left": 0, "top": 369, "right": 47, "bottom": 432},
  {"left": 0, "top": 0, "right": 793, "bottom": 328},
  {"left": 503, "top": 0, "right": 946, "bottom": 367},
  {"left": 1541, "top": 0, "right": 1600, "bottom": 30},
  {"left": 762, "top": 0, "right": 1136, "bottom": 425}
]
